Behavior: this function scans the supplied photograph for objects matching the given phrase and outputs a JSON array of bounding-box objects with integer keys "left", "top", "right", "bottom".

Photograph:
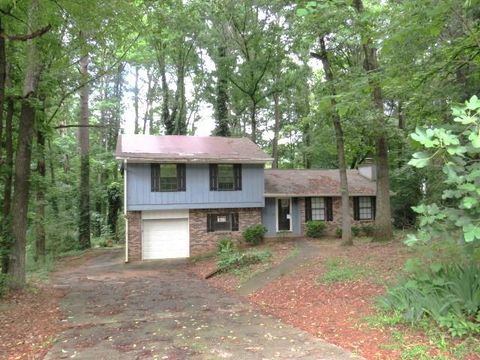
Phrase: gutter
[
  {"left": 115, "top": 156, "right": 273, "bottom": 164},
  {"left": 124, "top": 159, "right": 129, "bottom": 263}
]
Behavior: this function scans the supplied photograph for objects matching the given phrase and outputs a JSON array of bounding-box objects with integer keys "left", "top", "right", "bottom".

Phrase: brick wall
[
  {"left": 126, "top": 211, "right": 142, "bottom": 261},
  {"left": 189, "top": 208, "right": 262, "bottom": 256},
  {"left": 299, "top": 197, "right": 374, "bottom": 236}
]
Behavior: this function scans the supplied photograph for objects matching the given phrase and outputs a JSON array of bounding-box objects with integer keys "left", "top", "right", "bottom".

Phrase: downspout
[{"left": 124, "top": 159, "right": 129, "bottom": 263}]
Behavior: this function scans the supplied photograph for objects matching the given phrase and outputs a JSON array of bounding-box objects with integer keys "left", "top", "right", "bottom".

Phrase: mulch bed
[{"left": 0, "top": 285, "right": 65, "bottom": 360}]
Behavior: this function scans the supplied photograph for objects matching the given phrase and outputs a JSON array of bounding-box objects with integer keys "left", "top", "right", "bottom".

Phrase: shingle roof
[
  {"left": 116, "top": 135, "right": 272, "bottom": 163},
  {"left": 265, "top": 169, "right": 376, "bottom": 196}
]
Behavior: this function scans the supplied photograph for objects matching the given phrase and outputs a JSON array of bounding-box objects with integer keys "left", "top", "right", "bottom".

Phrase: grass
[
  {"left": 364, "top": 311, "right": 480, "bottom": 359},
  {"left": 317, "top": 257, "right": 370, "bottom": 284}
]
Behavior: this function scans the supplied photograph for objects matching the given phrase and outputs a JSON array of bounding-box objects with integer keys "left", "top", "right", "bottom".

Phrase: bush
[
  {"left": 335, "top": 228, "right": 342, "bottom": 238},
  {"left": 242, "top": 224, "right": 267, "bottom": 246},
  {"left": 378, "top": 262, "right": 480, "bottom": 337},
  {"left": 351, "top": 226, "right": 361, "bottom": 237},
  {"left": 305, "top": 220, "right": 326, "bottom": 238},
  {"left": 217, "top": 250, "right": 271, "bottom": 272},
  {"left": 217, "top": 238, "right": 235, "bottom": 254},
  {"left": 362, "top": 225, "right": 375, "bottom": 236},
  {"left": 0, "top": 273, "right": 9, "bottom": 297}
]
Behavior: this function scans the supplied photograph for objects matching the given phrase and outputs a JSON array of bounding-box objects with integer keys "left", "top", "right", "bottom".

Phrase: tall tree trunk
[
  {"left": 213, "top": 45, "right": 230, "bottom": 137},
  {"left": 78, "top": 52, "right": 90, "bottom": 250},
  {"left": 0, "top": 17, "right": 6, "bottom": 160},
  {"left": 9, "top": 0, "right": 42, "bottom": 287},
  {"left": 133, "top": 65, "right": 139, "bottom": 134},
  {"left": 1, "top": 99, "right": 14, "bottom": 273},
  {"left": 47, "top": 140, "right": 59, "bottom": 216},
  {"left": 174, "top": 61, "right": 187, "bottom": 135},
  {"left": 353, "top": 0, "right": 392, "bottom": 242},
  {"left": 271, "top": 92, "right": 281, "bottom": 168},
  {"left": 317, "top": 36, "right": 352, "bottom": 245},
  {"left": 35, "top": 126, "right": 46, "bottom": 263},
  {"left": 250, "top": 101, "right": 257, "bottom": 144},
  {"left": 159, "top": 50, "right": 172, "bottom": 134}
]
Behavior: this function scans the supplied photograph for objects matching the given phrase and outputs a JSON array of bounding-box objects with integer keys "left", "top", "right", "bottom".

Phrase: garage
[{"left": 142, "top": 211, "right": 189, "bottom": 260}]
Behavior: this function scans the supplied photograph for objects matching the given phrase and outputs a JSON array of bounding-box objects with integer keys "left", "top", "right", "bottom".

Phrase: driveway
[{"left": 46, "top": 249, "right": 360, "bottom": 360}]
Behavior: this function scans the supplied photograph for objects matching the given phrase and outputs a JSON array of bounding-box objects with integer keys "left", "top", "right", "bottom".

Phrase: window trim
[
  {"left": 353, "top": 196, "right": 376, "bottom": 220},
  {"left": 305, "top": 197, "right": 333, "bottom": 222},
  {"left": 209, "top": 164, "right": 242, "bottom": 191},
  {"left": 206, "top": 212, "right": 239, "bottom": 232},
  {"left": 151, "top": 163, "right": 186, "bottom": 192}
]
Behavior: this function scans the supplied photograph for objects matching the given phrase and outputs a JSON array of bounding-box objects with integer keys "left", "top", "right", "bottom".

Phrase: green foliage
[
  {"left": 217, "top": 238, "right": 236, "bottom": 254},
  {"left": 379, "top": 261, "right": 480, "bottom": 337},
  {"left": 0, "top": 274, "right": 10, "bottom": 297},
  {"left": 335, "top": 228, "right": 342, "bottom": 238},
  {"left": 351, "top": 226, "right": 361, "bottom": 237},
  {"left": 242, "top": 224, "right": 267, "bottom": 246},
  {"left": 319, "top": 258, "right": 369, "bottom": 284},
  {"left": 408, "top": 97, "right": 480, "bottom": 245},
  {"left": 305, "top": 220, "right": 326, "bottom": 238},
  {"left": 362, "top": 225, "right": 375, "bottom": 236},
  {"left": 217, "top": 250, "right": 271, "bottom": 273}
]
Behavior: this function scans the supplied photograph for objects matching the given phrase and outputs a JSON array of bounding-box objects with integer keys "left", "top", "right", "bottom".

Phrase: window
[
  {"left": 311, "top": 197, "right": 326, "bottom": 220},
  {"left": 353, "top": 196, "right": 375, "bottom": 220},
  {"left": 305, "top": 197, "right": 333, "bottom": 221},
  {"left": 209, "top": 164, "right": 242, "bottom": 191},
  {"left": 218, "top": 164, "right": 235, "bottom": 190},
  {"left": 151, "top": 163, "right": 186, "bottom": 192},
  {"left": 207, "top": 213, "right": 239, "bottom": 232}
]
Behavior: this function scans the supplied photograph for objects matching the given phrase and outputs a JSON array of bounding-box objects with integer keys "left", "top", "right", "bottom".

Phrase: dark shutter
[
  {"left": 151, "top": 164, "right": 160, "bottom": 192},
  {"left": 353, "top": 197, "right": 360, "bottom": 221},
  {"left": 305, "top": 197, "right": 312, "bottom": 221},
  {"left": 234, "top": 164, "right": 242, "bottom": 190},
  {"left": 177, "top": 164, "right": 186, "bottom": 191},
  {"left": 207, "top": 214, "right": 214, "bottom": 232},
  {"left": 326, "top": 197, "right": 333, "bottom": 221},
  {"left": 209, "top": 164, "right": 218, "bottom": 190},
  {"left": 370, "top": 196, "right": 376, "bottom": 220},
  {"left": 231, "top": 213, "right": 239, "bottom": 231}
]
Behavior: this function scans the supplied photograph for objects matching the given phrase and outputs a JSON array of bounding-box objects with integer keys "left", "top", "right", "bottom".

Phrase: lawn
[{"left": 194, "top": 236, "right": 480, "bottom": 360}]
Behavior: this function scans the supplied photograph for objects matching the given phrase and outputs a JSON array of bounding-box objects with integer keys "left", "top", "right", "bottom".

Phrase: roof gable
[{"left": 116, "top": 135, "right": 272, "bottom": 163}]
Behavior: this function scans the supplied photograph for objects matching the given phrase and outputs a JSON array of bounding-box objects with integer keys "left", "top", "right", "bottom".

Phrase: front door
[{"left": 277, "top": 198, "right": 291, "bottom": 231}]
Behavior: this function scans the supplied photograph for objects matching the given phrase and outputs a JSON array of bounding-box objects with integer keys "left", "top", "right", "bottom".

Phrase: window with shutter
[
  {"left": 151, "top": 163, "right": 186, "bottom": 192},
  {"left": 206, "top": 212, "right": 240, "bottom": 232}
]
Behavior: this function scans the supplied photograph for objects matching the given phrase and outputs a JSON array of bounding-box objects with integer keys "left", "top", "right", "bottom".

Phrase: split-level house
[{"left": 116, "top": 134, "right": 377, "bottom": 261}]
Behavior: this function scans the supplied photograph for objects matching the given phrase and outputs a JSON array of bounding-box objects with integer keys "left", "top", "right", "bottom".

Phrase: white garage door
[{"left": 142, "top": 218, "right": 189, "bottom": 259}]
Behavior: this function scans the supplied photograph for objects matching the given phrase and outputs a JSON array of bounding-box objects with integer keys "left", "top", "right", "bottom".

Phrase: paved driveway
[{"left": 46, "top": 249, "right": 360, "bottom": 360}]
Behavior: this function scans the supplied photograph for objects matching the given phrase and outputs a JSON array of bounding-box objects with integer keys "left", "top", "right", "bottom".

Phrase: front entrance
[{"left": 277, "top": 198, "right": 291, "bottom": 231}]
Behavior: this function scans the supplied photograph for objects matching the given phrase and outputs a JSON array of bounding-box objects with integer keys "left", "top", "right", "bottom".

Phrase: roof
[
  {"left": 264, "top": 169, "right": 376, "bottom": 196},
  {"left": 116, "top": 134, "right": 273, "bottom": 163}
]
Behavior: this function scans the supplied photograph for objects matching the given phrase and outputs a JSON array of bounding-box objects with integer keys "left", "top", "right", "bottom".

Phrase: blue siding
[
  {"left": 262, "top": 197, "right": 301, "bottom": 236},
  {"left": 127, "top": 163, "right": 264, "bottom": 210}
]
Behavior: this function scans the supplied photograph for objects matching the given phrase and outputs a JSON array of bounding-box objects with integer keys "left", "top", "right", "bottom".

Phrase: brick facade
[
  {"left": 126, "top": 211, "right": 142, "bottom": 261},
  {"left": 189, "top": 208, "right": 262, "bottom": 256},
  {"left": 299, "top": 197, "right": 374, "bottom": 236}
]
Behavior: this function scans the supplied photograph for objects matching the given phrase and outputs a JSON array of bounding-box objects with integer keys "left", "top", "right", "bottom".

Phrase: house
[{"left": 116, "top": 134, "right": 376, "bottom": 261}]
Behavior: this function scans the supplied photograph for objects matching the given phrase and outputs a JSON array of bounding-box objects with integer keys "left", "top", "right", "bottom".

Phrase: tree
[{"left": 78, "top": 48, "right": 91, "bottom": 250}]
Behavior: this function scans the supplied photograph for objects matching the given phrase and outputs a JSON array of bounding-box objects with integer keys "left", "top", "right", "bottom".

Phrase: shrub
[
  {"left": 362, "top": 224, "right": 375, "bottom": 236},
  {"left": 242, "top": 224, "right": 267, "bottom": 246},
  {"left": 217, "top": 238, "right": 235, "bottom": 254},
  {"left": 0, "top": 273, "right": 9, "bottom": 297},
  {"left": 217, "top": 250, "right": 271, "bottom": 272},
  {"left": 378, "top": 262, "right": 480, "bottom": 336},
  {"left": 335, "top": 228, "right": 342, "bottom": 238},
  {"left": 351, "top": 226, "right": 361, "bottom": 237},
  {"left": 305, "top": 220, "right": 326, "bottom": 238}
]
